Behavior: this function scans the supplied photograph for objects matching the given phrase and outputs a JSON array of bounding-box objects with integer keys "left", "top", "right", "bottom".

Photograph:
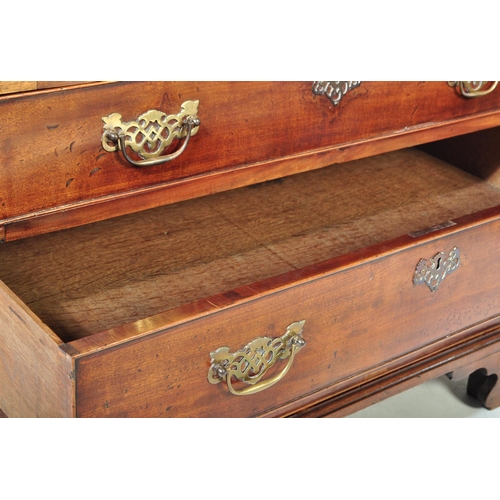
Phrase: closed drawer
[
  {"left": 2, "top": 81, "right": 500, "bottom": 241},
  {"left": 2, "top": 144, "right": 500, "bottom": 417}
]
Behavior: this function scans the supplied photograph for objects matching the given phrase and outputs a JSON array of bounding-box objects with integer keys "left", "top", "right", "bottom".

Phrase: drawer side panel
[{"left": 0, "top": 281, "right": 74, "bottom": 417}]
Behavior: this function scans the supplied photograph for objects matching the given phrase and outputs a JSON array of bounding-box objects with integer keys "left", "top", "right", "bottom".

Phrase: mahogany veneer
[{"left": 1, "top": 81, "right": 500, "bottom": 417}]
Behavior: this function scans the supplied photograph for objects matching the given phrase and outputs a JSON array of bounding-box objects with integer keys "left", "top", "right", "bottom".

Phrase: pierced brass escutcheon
[
  {"left": 208, "top": 320, "right": 306, "bottom": 396},
  {"left": 448, "top": 81, "right": 498, "bottom": 98},
  {"left": 101, "top": 100, "right": 200, "bottom": 167},
  {"left": 312, "top": 81, "right": 361, "bottom": 106},
  {"left": 413, "top": 247, "right": 460, "bottom": 292}
]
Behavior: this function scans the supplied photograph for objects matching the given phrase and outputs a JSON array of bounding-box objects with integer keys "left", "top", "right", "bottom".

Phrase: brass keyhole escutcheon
[{"left": 413, "top": 247, "right": 460, "bottom": 292}]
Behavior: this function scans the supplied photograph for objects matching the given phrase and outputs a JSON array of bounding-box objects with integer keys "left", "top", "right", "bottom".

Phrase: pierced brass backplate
[
  {"left": 101, "top": 100, "right": 200, "bottom": 167},
  {"left": 312, "top": 81, "right": 361, "bottom": 106},
  {"left": 208, "top": 320, "right": 306, "bottom": 396},
  {"left": 413, "top": 247, "right": 460, "bottom": 292}
]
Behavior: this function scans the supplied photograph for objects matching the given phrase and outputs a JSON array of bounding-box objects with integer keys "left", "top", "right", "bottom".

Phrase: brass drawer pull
[
  {"left": 208, "top": 320, "right": 306, "bottom": 396},
  {"left": 101, "top": 100, "right": 200, "bottom": 167},
  {"left": 448, "top": 81, "right": 498, "bottom": 98},
  {"left": 413, "top": 246, "right": 460, "bottom": 292}
]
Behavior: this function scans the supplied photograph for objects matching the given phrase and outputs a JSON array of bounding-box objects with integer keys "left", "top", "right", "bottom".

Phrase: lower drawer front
[{"left": 74, "top": 218, "right": 500, "bottom": 417}]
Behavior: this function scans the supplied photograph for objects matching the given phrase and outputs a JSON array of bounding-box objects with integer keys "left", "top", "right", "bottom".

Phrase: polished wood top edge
[
  {"left": 4, "top": 108, "right": 500, "bottom": 242},
  {"left": 283, "top": 317, "right": 500, "bottom": 418},
  {"left": 0, "top": 81, "right": 115, "bottom": 101},
  {"left": 66, "top": 205, "right": 500, "bottom": 358}
]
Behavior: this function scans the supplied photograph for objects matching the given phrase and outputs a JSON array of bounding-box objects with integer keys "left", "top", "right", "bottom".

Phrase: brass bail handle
[
  {"left": 448, "top": 81, "right": 498, "bottom": 98},
  {"left": 101, "top": 100, "right": 201, "bottom": 167},
  {"left": 208, "top": 320, "right": 307, "bottom": 396}
]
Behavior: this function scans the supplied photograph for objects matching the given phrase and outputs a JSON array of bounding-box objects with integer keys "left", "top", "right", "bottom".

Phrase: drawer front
[
  {"left": 2, "top": 81, "right": 500, "bottom": 231},
  {"left": 74, "top": 216, "right": 500, "bottom": 417}
]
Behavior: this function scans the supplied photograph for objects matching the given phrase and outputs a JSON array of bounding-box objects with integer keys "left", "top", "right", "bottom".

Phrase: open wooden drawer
[{"left": 2, "top": 141, "right": 500, "bottom": 417}]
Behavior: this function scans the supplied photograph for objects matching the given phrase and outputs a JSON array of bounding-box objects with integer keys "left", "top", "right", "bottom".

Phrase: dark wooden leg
[
  {"left": 467, "top": 369, "right": 499, "bottom": 410},
  {"left": 449, "top": 350, "right": 500, "bottom": 410}
]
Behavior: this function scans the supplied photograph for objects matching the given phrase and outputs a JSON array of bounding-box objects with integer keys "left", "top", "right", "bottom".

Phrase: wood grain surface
[
  {"left": 291, "top": 321, "right": 500, "bottom": 417},
  {"left": 0, "top": 81, "right": 90, "bottom": 95},
  {"left": 3, "top": 82, "right": 500, "bottom": 417},
  {"left": 3, "top": 81, "right": 500, "bottom": 240},
  {"left": 2, "top": 148, "right": 500, "bottom": 343},
  {"left": 0, "top": 282, "right": 74, "bottom": 417},
  {"left": 421, "top": 127, "right": 500, "bottom": 188},
  {"left": 0, "top": 81, "right": 37, "bottom": 94},
  {"left": 72, "top": 214, "right": 500, "bottom": 417}
]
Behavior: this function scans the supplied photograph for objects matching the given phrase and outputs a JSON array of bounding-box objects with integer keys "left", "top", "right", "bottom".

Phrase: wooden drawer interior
[{"left": 2, "top": 142, "right": 500, "bottom": 346}]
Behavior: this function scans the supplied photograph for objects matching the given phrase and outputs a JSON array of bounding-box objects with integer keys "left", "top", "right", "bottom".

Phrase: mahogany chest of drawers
[{"left": 1, "top": 81, "right": 500, "bottom": 417}]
